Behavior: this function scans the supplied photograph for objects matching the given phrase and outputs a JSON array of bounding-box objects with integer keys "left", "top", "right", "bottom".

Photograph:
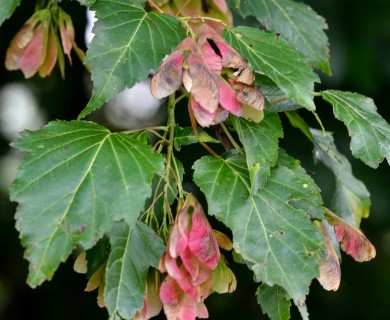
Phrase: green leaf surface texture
[
  {"left": 193, "top": 150, "right": 323, "bottom": 311},
  {"left": 105, "top": 221, "right": 165, "bottom": 319},
  {"left": 311, "top": 129, "right": 371, "bottom": 227},
  {"left": 223, "top": 27, "right": 319, "bottom": 111},
  {"left": 76, "top": 0, "right": 97, "bottom": 6},
  {"left": 85, "top": 235, "right": 110, "bottom": 278},
  {"left": 174, "top": 126, "right": 219, "bottom": 151},
  {"left": 285, "top": 111, "right": 313, "bottom": 142},
  {"left": 0, "top": 0, "right": 21, "bottom": 26},
  {"left": 256, "top": 284, "right": 291, "bottom": 320},
  {"left": 322, "top": 90, "right": 390, "bottom": 168},
  {"left": 228, "top": 0, "right": 330, "bottom": 74},
  {"left": 10, "top": 120, "right": 165, "bottom": 287},
  {"left": 80, "top": 0, "right": 186, "bottom": 118},
  {"left": 255, "top": 76, "right": 302, "bottom": 112},
  {"left": 234, "top": 113, "right": 283, "bottom": 193}
]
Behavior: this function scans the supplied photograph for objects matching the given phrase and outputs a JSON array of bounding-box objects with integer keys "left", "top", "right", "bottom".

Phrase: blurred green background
[{"left": 0, "top": 0, "right": 389, "bottom": 319}]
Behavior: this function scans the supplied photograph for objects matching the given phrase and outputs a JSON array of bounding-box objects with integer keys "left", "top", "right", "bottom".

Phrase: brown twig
[
  {"left": 176, "top": 0, "right": 191, "bottom": 16},
  {"left": 147, "top": 0, "right": 164, "bottom": 13}
]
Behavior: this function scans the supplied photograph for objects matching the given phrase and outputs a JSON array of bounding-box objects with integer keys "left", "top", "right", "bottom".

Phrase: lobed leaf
[
  {"left": 256, "top": 284, "right": 291, "bottom": 320},
  {"left": 234, "top": 113, "right": 283, "bottom": 194},
  {"left": 10, "top": 120, "right": 165, "bottom": 287},
  {"left": 322, "top": 90, "right": 390, "bottom": 168},
  {"left": 227, "top": 0, "right": 330, "bottom": 74},
  {"left": 79, "top": 0, "right": 185, "bottom": 118},
  {"left": 0, "top": 0, "right": 21, "bottom": 26},
  {"left": 223, "top": 27, "right": 319, "bottom": 111},
  {"left": 193, "top": 150, "right": 323, "bottom": 315},
  {"left": 105, "top": 221, "right": 165, "bottom": 319},
  {"left": 311, "top": 129, "right": 371, "bottom": 227}
]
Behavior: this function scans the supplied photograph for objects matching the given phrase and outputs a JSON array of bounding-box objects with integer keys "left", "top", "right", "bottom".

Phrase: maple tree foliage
[{"left": 2, "top": 0, "right": 389, "bottom": 319}]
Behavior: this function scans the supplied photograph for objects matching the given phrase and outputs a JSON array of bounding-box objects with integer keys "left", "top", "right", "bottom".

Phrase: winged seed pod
[
  {"left": 316, "top": 221, "right": 341, "bottom": 291},
  {"left": 134, "top": 270, "right": 163, "bottom": 320},
  {"left": 150, "top": 24, "right": 265, "bottom": 127},
  {"left": 158, "top": 194, "right": 235, "bottom": 320},
  {"left": 5, "top": 6, "right": 82, "bottom": 79},
  {"left": 157, "top": 0, "right": 233, "bottom": 34},
  {"left": 324, "top": 208, "right": 376, "bottom": 262}
]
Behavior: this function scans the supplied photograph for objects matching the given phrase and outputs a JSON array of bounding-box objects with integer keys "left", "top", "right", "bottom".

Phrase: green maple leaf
[
  {"left": 0, "top": 0, "right": 21, "bottom": 26},
  {"left": 311, "top": 129, "right": 371, "bottom": 227},
  {"left": 223, "top": 27, "right": 319, "bottom": 111},
  {"left": 193, "top": 150, "right": 323, "bottom": 317},
  {"left": 105, "top": 221, "right": 165, "bottom": 319},
  {"left": 322, "top": 90, "right": 390, "bottom": 168},
  {"left": 234, "top": 113, "right": 283, "bottom": 194},
  {"left": 256, "top": 284, "right": 291, "bottom": 320},
  {"left": 227, "top": 0, "right": 330, "bottom": 74},
  {"left": 10, "top": 120, "right": 165, "bottom": 287},
  {"left": 79, "top": 0, "right": 185, "bottom": 118}
]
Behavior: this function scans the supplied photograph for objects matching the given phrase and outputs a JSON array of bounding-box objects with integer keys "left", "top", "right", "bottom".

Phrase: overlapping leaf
[
  {"left": 311, "top": 129, "right": 371, "bottom": 227},
  {"left": 227, "top": 0, "right": 330, "bottom": 74},
  {"left": 85, "top": 236, "right": 110, "bottom": 278},
  {"left": 10, "top": 120, "right": 165, "bottom": 287},
  {"left": 76, "top": 0, "right": 97, "bottom": 6},
  {"left": 234, "top": 113, "right": 283, "bottom": 194},
  {"left": 0, "top": 0, "right": 20, "bottom": 26},
  {"left": 255, "top": 76, "right": 302, "bottom": 112},
  {"left": 223, "top": 27, "right": 319, "bottom": 111},
  {"left": 322, "top": 90, "right": 390, "bottom": 168},
  {"left": 256, "top": 284, "right": 291, "bottom": 320},
  {"left": 193, "top": 150, "right": 323, "bottom": 316},
  {"left": 105, "top": 221, "right": 165, "bottom": 319},
  {"left": 79, "top": 0, "right": 185, "bottom": 118},
  {"left": 174, "top": 126, "right": 219, "bottom": 151}
]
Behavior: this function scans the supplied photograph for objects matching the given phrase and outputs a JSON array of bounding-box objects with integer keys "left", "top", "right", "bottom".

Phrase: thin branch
[
  {"left": 176, "top": 0, "right": 191, "bottom": 16},
  {"left": 147, "top": 0, "right": 164, "bottom": 14}
]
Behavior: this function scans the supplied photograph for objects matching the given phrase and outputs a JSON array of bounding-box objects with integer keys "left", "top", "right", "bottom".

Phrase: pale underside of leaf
[
  {"left": 79, "top": 0, "right": 185, "bottom": 118},
  {"left": 311, "top": 128, "right": 371, "bottom": 227},
  {"left": 322, "top": 90, "right": 390, "bottom": 168},
  {"left": 10, "top": 120, "right": 164, "bottom": 287},
  {"left": 223, "top": 27, "right": 319, "bottom": 112},
  {"left": 228, "top": 0, "right": 330, "bottom": 74}
]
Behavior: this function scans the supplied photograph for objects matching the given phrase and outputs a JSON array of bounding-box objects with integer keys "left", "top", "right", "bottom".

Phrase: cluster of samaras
[{"left": 151, "top": 24, "right": 265, "bottom": 127}]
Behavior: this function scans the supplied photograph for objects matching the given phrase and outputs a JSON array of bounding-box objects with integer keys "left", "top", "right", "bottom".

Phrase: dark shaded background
[{"left": 0, "top": 0, "right": 389, "bottom": 319}]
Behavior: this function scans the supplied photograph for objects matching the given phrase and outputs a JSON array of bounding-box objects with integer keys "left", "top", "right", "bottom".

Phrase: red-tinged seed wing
[
  {"left": 232, "top": 82, "right": 265, "bottom": 110},
  {"left": 216, "top": 77, "right": 242, "bottom": 116},
  {"left": 221, "top": 48, "right": 255, "bottom": 85},
  {"left": 150, "top": 52, "right": 184, "bottom": 99},
  {"left": 187, "top": 54, "right": 219, "bottom": 113},
  {"left": 325, "top": 209, "right": 376, "bottom": 262},
  {"left": 317, "top": 222, "right": 341, "bottom": 291},
  {"left": 234, "top": 66, "right": 255, "bottom": 85}
]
